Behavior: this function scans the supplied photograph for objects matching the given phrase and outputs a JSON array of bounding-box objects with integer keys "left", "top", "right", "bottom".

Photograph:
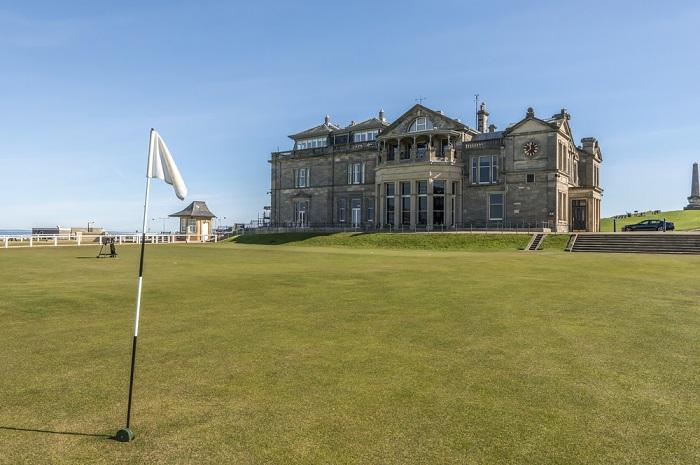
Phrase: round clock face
[{"left": 523, "top": 141, "right": 539, "bottom": 157}]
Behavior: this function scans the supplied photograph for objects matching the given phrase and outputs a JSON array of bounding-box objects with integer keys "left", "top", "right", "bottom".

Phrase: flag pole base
[{"left": 115, "top": 428, "right": 135, "bottom": 442}]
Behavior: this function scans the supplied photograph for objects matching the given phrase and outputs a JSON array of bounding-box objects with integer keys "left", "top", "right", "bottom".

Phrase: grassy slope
[
  {"left": 601, "top": 209, "right": 700, "bottom": 231},
  {"left": 233, "top": 232, "right": 531, "bottom": 251},
  {"left": 0, "top": 244, "right": 698, "bottom": 465},
  {"left": 540, "top": 234, "right": 571, "bottom": 250}
]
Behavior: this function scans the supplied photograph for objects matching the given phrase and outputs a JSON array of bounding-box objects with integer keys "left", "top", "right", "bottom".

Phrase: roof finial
[
  {"left": 324, "top": 114, "right": 330, "bottom": 124},
  {"left": 526, "top": 107, "right": 535, "bottom": 118},
  {"left": 379, "top": 108, "right": 385, "bottom": 122}
]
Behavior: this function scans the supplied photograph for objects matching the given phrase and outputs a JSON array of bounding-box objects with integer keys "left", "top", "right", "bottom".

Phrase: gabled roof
[
  {"left": 504, "top": 107, "right": 577, "bottom": 140},
  {"left": 289, "top": 118, "right": 341, "bottom": 140},
  {"left": 545, "top": 113, "right": 575, "bottom": 141},
  {"left": 169, "top": 201, "right": 216, "bottom": 218},
  {"left": 379, "top": 104, "right": 476, "bottom": 138}
]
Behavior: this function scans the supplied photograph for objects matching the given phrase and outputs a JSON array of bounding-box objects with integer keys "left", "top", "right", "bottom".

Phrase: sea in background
[
  {"left": 0, "top": 229, "right": 138, "bottom": 235},
  {"left": 0, "top": 230, "right": 31, "bottom": 235}
]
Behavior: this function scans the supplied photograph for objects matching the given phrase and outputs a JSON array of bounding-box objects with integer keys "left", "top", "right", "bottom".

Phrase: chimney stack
[
  {"left": 477, "top": 102, "right": 489, "bottom": 133},
  {"left": 488, "top": 123, "right": 497, "bottom": 133}
]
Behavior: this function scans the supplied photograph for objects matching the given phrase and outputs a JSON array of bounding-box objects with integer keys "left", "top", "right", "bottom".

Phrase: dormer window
[
  {"left": 352, "top": 130, "right": 378, "bottom": 143},
  {"left": 409, "top": 117, "right": 433, "bottom": 132},
  {"left": 296, "top": 137, "right": 327, "bottom": 150}
]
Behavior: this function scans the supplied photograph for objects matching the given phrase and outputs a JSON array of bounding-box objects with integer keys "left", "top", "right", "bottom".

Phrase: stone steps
[
  {"left": 571, "top": 234, "right": 700, "bottom": 254},
  {"left": 527, "top": 233, "right": 545, "bottom": 251}
]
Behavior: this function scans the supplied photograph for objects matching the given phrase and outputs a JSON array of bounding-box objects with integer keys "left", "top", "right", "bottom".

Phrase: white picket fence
[{"left": 1, "top": 233, "right": 219, "bottom": 249}]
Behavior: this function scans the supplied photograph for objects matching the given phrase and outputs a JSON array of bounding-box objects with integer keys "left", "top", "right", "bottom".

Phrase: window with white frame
[
  {"left": 294, "top": 168, "right": 310, "bottom": 188},
  {"left": 352, "top": 130, "right": 378, "bottom": 143},
  {"left": 296, "top": 137, "right": 327, "bottom": 150},
  {"left": 294, "top": 201, "right": 309, "bottom": 226},
  {"left": 473, "top": 155, "right": 498, "bottom": 184},
  {"left": 348, "top": 162, "right": 365, "bottom": 184},
  {"left": 408, "top": 117, "right": 433, "bottom": 132},
  {"left": 558, "top": 191, "right": 568, "bottom": 221},
  {"left": 489, "top": 193, "right": 504, "bottom": 221}
]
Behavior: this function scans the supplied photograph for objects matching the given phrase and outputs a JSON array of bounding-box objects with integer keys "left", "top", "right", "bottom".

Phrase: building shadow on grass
[{"left": 0, "top": 426, "right": 113, "bottom": 439}]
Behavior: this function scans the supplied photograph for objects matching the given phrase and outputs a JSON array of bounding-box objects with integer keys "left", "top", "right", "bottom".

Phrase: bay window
[
  {"left": 433, "top": 180, "right": 445, "bottom": 225},
  {"left": 417, "top": 180, "right": 428, "bottom": 225}
]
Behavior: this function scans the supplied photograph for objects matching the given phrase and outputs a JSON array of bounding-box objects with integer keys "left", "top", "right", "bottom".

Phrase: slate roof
[
  {"left": 335, "top": 117, "right": 390, "bottom": 134},
  {"left": 288, "top": 121, "right": 341, "bottom": 140},
  {"left": 169, "top": 201, "right": 216, "bottom": 218}
]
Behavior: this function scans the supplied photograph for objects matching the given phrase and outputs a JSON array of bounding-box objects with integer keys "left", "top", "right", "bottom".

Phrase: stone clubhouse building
[{"left": 269, "top": 103, "right": 603, "bottom": 232}]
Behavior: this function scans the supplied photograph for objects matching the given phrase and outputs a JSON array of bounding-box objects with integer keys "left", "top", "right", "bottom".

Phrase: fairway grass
[{"left": 0, "top": 244, "right": 698, "bottom": 464}]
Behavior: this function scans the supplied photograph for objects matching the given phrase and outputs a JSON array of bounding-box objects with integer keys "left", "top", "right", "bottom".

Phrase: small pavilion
[{"left": 169, "top": 201, "right": 216, "bottom": 241}]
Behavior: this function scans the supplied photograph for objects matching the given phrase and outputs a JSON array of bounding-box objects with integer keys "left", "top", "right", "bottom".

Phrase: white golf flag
[{"left": 147, "top": 130, "right": 187, "bottom": 200}]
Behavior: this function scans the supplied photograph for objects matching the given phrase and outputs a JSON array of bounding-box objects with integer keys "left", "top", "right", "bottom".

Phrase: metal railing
[{"left": 243, "top": 221, "right": 554, "bottom": 235}]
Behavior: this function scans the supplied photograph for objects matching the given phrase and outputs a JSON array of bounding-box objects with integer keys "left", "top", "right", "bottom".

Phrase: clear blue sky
[{"left": 1, "top": 0, "right": 699, "bottom": 230}]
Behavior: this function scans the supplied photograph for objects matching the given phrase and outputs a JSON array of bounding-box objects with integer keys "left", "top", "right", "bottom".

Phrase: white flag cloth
[{"left": 147, "top": 130, "right": 188, "bottom": 200}]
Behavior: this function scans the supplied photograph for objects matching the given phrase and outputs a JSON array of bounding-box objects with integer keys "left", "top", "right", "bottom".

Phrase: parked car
[{"left": 622, "top": 219, "right": 675, "bottom": 231}]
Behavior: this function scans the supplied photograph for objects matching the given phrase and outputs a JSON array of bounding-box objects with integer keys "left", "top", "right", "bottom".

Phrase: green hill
[{"left": 601, "top": 209, "right": 700, "bottom": 231}]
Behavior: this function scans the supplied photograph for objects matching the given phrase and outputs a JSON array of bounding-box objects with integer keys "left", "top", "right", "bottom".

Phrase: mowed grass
[
  {"left": 0, "top": 243, "right": 698, "bottom": 465},
  {"left": 601, "top": 209, "right": 700, "bottom": 231},
  {"left": 540, "top": 234, "right": 571, "bottom": 251},
  {"left": 233, "top": 232, "right": 531, "bottom": 250}
]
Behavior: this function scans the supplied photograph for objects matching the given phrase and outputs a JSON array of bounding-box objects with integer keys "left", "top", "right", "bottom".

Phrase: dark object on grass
[
  {"left": 97, "top": 237, "right": 118, "bottom": 258},
  {"left": 115, "top": 427, "right": 134, "bottom": 442}
]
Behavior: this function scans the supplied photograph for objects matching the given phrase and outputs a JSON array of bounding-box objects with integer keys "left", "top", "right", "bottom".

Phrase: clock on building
[{"left": 523, "top": 141, "right": 539, "bottom": 157}]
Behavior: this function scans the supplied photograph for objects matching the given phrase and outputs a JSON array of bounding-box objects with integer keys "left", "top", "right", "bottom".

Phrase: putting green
[{"left": 0, "top": 243, "right": 698, "bottom": 464}]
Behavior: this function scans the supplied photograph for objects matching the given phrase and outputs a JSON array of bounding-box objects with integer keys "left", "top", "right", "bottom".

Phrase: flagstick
[{"left": 117, "top": 129, "right": 154, "bottom": 443}]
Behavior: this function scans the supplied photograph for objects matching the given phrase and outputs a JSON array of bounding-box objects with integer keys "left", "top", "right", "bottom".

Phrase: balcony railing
[
  {"left": 463, "top": 139, "right": 502, "bottom": 149},
  {"left": 272, "top": 141, "right": 379, "bottom": 158}
]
